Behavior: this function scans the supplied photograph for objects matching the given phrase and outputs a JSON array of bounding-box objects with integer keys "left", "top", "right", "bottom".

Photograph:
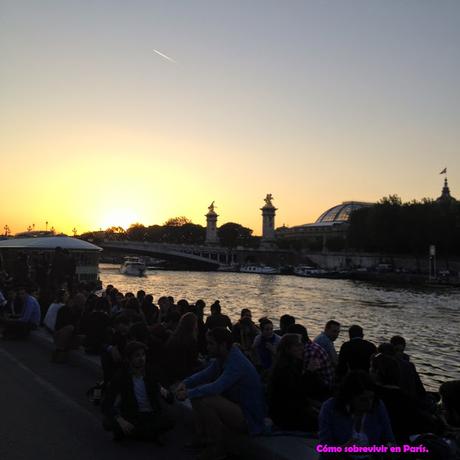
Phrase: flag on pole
[{"left": 439, "top": 168, "right": 447, "bottom": 174}]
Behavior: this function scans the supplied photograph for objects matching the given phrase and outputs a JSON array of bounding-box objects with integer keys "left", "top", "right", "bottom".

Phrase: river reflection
[{"left": 99, "top": 264, "right": 460, "bottom": 390}]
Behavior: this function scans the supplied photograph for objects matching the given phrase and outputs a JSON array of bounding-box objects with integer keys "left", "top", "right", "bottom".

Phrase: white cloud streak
[{"left": 153, "top": 49, "right": 177, "bottom": 64}]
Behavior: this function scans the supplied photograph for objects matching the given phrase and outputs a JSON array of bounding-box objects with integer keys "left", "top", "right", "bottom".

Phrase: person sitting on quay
[
  {"left": 370, "top": 350, "right": 443, "bottom": 442},
  {"left": 101, "top": 314, "right": 132, "bottom": 385},
  {"left": 232, "top": 308, "right": 259, "bottom": 358},
  {"left": 136, "top": 289, "right": 146, "bottom": 307},
  {"left": 274, "top": 313, "right": 295, "bottom": 336},
  {"left": 175, "top": 327, "right": 265, "bottom": 460},
  {"left": 141, "top": 294, "right": 159, "bottom": 326},
  {"left": 251, "top": 317, "right": 281, "bottom": 375},
  {"left": 102, "top": 341, "right": 174, "bottom": 443},
  {"left": 80, "top": 296, "right": 112, "bottom": 355},
  {"left": 157, "top": 296, "right": 172, "bottom": 323},
  {"left": 439, "top": 380, "right": 460, "bottom": 429},
  {"left": 268, "top": 333, "right": 324, "bottom": 433},
  {"left": 0, "top": 284, "right": 20, "bottom": 319},
  {"left": 336, "top": 325, "right": 377, "bottom": 379},
  {"left": 314, "top": 320, "right": 340, "bottom": 367},
  {"left": 318, "top": 370, "right": 395, "bottom": 459},
  {"left": 204, "top": 300, "right": 233, "bottom": 331},
  {"left": 0, "top": 285, "right": 41, "bottom": 339},
  {"left": 52, "top": 290, "right": 86, "bottom": 363},
  {"left": 390, "top": 335, "right": 427, "bottom": 403},
  {"left": 162, "top": 311, "right": 201, "bottom": 385},
  {"left": 287, "top": 323, "right": 309, "bottom": 344},
  {"left": 43, "top": 289, "right": 68, "bottom": 334},
  {"left": 303, "top": 327, "right": 335, "bottom": 391},
  {"left": 191, "top": 299, "right": 207, "bottom": 355}
]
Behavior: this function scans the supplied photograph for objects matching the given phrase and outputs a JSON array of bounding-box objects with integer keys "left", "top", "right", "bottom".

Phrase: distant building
[
  {"left": 436, "top": 177, "right": 457, "bottom": 203},
  {"left": 276, "top": 201, "right": 374, "bottom": 251}
]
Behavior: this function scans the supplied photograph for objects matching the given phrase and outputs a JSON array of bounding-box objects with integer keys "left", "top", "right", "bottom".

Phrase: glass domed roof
[{"left": 315, "top": 202, "right": 373, "bottom": 224}]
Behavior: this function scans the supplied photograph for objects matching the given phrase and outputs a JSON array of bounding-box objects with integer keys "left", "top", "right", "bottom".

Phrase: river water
[{"left": 99, "top": 264, "right": 460, "bottom": 391}]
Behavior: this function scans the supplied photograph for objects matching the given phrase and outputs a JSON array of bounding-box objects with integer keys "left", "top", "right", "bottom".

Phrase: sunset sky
[{"left": 1, "top": 1, "right": 459, "bottom": 235}]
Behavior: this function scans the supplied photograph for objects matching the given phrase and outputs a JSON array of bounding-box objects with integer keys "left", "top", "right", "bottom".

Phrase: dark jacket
[
  {"left": 204, "top": 313, "right": 232, "bottom": 331},
  {"left": 268, "top": 358, "right": 326, "bottom": 431},
  {"left": 337, "top": 337, "right": 377, "bottom": 377},
  {"left": 54, "top": 305, "right": 81, "bottom": 332},
  {"left": 102, "top": 366, "right": 162, "bottom": 422}
]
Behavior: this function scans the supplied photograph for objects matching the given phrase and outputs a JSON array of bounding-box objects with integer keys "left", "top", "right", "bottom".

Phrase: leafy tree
[
  {"left": 217, "top": 222, "right": 253, "bottom": 248},
  {"left": 145, "top": 225, "right": 164, "bottom": 242},
  {"left": 163, "top": 216, "right": 192, "bottom": 227},
  {"left": 104, "top": 226, "right": 126, "bottom": 241},
  {"left": 126, "top": 223, "right": 147, "bottom": 241},
  {"left": 347, "top": 196, "right": 460, "bottom": 257}
]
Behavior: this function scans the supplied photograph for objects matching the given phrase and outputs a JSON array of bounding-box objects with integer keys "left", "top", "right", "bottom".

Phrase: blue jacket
[
  {"left": 184, "top": 345, "right": 266, "bottom": 435},
  {"left": 319, "top": 397, "right": 395, "bottom": 456},
  {"left": 20, "top": 295, "right": 41, "bottom": 326}
]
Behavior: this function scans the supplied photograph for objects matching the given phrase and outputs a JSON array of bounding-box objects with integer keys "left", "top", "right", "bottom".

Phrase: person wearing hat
[{"left": 102, "top": 341, "right": 174, "bottom": 442}]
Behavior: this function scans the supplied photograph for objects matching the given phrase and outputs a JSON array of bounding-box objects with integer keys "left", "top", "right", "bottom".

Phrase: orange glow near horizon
[{"left": 1, "top": 2, "right": 458, "bottom": 237}]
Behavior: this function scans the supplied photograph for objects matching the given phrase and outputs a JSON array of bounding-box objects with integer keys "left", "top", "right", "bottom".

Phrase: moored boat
[{"left": 240, "top": 264, "right": 280, "bottom": 274}]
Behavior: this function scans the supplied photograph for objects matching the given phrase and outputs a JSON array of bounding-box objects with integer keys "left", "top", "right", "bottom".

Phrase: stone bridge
[{"left": 98, "top": 241, "right": 237, "bottom": 269}]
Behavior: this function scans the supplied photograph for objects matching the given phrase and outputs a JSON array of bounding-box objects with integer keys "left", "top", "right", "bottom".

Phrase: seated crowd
[{"left": 1, "top": 278, "right": 459, "bottom": 460}]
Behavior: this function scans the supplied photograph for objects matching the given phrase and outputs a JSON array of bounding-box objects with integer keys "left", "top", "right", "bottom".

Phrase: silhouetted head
[
  {"left": 210, "top": 301, "right": 221, "bottom": 314},
  {"left": 259, "top": 317, "right": 274, "bottom": 339},
  {"left": 287, "top": 323, "right": 309, "bottom": 344},
  {"left": 279, "top": 314, "right": 295, "bottom": 332},
  {"left": 206, "top": 327, "right": 233, "bottom": 358},
  {"left": 336, "top": 370, "right": 377, "bottom": 415},
  {"left": 277, "top": 333, "right": 304, "bottom": 361},
  {"left": 325, "top": 320, "right": 340, "bottom": 341},
  {"left": 240, "top": 308, "right": 252, "bottom": 320},
  {"left": 371, "top": 352, "right": 400, "bottom": 386},
  {"left": 390, "top": 335, "right": 406, "bottom": 353},
  {"left": 349, "top": 325, "right": 364, "bottom": 339}
]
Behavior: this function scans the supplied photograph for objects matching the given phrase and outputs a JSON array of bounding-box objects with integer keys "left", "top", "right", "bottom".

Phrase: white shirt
[
  {"left": 43, "top": 302, "right": 65, "bottom": 331},
  {"left": 132, "top": 376, "right": 153, "bottom": 412}
]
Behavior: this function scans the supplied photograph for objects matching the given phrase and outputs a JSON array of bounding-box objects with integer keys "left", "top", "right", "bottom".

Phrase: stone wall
[{"left": 304, "top": 251, "right": 460, "bottom": 274}]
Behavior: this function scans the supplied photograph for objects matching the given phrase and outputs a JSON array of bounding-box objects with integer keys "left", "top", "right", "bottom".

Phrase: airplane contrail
[{"left": 153, "top": 48, "right": 177, "bottom": 64}]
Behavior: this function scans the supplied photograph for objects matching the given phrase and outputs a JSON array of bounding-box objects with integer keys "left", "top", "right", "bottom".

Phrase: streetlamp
[
  {"left": 72, "top": 227, "right": 77, "bottom": 237},
  {"left": 46, "top": 221, "right": 48, "bottom": 232}
]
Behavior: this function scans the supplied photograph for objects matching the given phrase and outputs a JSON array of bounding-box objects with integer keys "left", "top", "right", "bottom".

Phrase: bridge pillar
[
  {"left": 205, "top": 202, "right": 219, "bottom": 245},
  {"left": 260, "top": 194, "right": 277, "bottom": 249}
]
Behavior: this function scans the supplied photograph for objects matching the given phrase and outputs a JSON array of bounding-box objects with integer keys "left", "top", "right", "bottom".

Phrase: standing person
[
  {"left": 337, "top": 325, "right": 377, "bottom": 378},
  {"left": 176, "top": 328, "right": 265, "bottom": 460},
  {"left": 314, "top": 320, "right": 340, "bottom": 367},
  {"left": 204, "top": 301, "right": 232, "bottom": 331},
  {"left": 102, "top": 341, "right": 174, "bottom": 442}
]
